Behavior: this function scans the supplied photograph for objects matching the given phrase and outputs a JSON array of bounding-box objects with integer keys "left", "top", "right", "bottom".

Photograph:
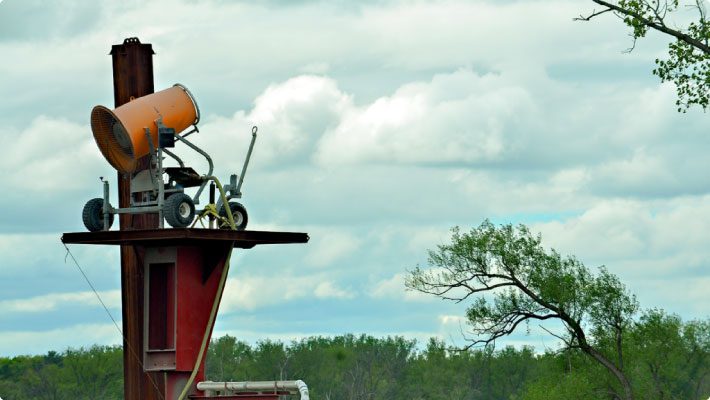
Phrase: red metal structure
[
  {"left": 62, "top": 229, "right": 308, "bottom": 399},
  {"left": 62, "top": 39, "right": 310, "bottom": 400}
]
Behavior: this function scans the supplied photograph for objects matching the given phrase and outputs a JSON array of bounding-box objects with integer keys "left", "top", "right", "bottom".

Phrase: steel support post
[{"left": 111, "top": 37, "right": 164, "bottom": 400}]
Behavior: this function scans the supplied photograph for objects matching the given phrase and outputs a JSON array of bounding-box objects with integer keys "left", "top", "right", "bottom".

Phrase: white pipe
[
  {"left": 295, "top": 380, "right": 309, "bottom": 400},
  {"left": 197, "top": 380, "right": 309, "bottom": 400}
]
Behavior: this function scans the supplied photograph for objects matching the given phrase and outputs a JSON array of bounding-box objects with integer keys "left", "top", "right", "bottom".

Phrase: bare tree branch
[{"left": 575, "top": 7, "right": 614, "bottom": 21}]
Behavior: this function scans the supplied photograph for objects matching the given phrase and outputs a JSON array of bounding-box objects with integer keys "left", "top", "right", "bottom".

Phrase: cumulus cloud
[
  {"left": 315, "top": 69, "right": 534, "bottom": 166},
  {"left": 304, "top": 229, "right": 361, "bottom": 268},
  {"left": 533, "top": 196, "right": 710, "bottom": 269},
  {"left": 532, "top": 196, "right": 710, "bottom": 318},
  {"left": 220, "top": 274, "right": 356, "bottom": 312},
  {"left": 192, "top": 66, "right": 708, "bottom": 201},
  {"left": 0, "top": 234, "right": 60, "bottom": 270},
  {"left": 369, "top": 273, "right": 435, "bottom": 303},
  {"left": 194, "top": 75, "right": 349, "bottom": 170},
  {"left": 438, "top": 314, "right": 467, "bottom": 326},
  {"left": 0, "top": 116, "right": 107, "bottom": 192},
  {"left": 191, "top": 69, "right": 562, "bottom": 171},
  {"left": 185, "top": 69, "right": 541, "bottom": 173},
  {"left": 0, "top": 323, "right": 121, "bottom": 357},
  {"left": 314, "top": 281, "right": 355, "bottom": 300},
  {"left": 0, "top": 290, "right": 121, "bottom": 313}
]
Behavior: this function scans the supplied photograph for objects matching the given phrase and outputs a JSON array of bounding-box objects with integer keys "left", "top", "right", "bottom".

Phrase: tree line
[
  {"left": 1, "top": 222, "right": 708, "bottom": 399},
  {"left": 0, "top": 316, "right": 707, "bottom": 400}
]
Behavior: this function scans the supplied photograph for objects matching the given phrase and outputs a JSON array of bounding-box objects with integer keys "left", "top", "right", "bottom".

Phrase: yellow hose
[
  {"left": 208, "top": 176, "right": 236, "bottom": 230},
  {"left": 177, "top": 176, "right": 235, "bottom": 400}
]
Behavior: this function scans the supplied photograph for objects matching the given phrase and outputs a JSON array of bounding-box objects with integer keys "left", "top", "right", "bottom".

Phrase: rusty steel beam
[
  {"left": 110, "top": 37, "right": 158, "bottom": 230},
  {"left": 111, "top": 37, "right": 155, "bottom": 110},
  {"left": 110, "top": 37, "right": 163, "bottom": 400}
]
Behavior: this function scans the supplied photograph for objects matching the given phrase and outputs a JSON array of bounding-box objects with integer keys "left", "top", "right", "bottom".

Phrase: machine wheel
[
  {"left": 82, "top": 198, "right": 114, "bottom": 232},
  {"left": 219, "top": 201, "right": 248, "bottom": 231},
  {"left": 164, "top": 193, "right": 195, "bottom": 228}
]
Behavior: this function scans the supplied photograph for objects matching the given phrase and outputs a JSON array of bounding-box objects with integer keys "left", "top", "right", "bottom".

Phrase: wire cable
[{"left": 63, "top": 243, "right": 165, "bottom": 400}]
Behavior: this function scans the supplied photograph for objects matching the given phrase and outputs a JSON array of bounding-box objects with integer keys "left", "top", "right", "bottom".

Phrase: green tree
[
  {"left": 401, "top": 338, "right": 485, "bottom": 400},
  {"left": 62, "top": 345, "right": 123, "bottom": 399},
  {"left": 406, "top": 221, "right": 639, "bottom": 400},
  {"left": 578, "top": 0, "right": 710, "bottom": 111},
  {"left": 206, "top": 335, "right": 254, "bottom": 382},
  {"left": 2, "top": 330, "right": 707, "bottom": 400},
  {"left": 518, "top": 371, "right": 599, "bottom": 400},
  {"left": 627, "top": 309, "right": 710, "bottom": 399}
]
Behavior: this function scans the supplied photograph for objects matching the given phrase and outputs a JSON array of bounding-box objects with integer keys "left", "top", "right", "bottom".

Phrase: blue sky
[{"left": 0, "top": 0, "right": 708, "bottom": 357}]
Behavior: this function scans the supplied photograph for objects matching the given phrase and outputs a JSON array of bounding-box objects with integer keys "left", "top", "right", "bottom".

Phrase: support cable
[{"left": 63, "top": 243, "right": 165, "bottom": 400}]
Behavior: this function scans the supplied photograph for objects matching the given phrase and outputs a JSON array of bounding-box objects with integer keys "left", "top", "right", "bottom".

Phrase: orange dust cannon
[{"left": 82, "top": 84, "right": 257, "bottom": 231}]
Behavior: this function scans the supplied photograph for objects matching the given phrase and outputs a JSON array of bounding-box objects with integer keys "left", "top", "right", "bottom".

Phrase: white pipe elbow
[{"left": 294, "top": 380, "right": 309, "bottom": 400}]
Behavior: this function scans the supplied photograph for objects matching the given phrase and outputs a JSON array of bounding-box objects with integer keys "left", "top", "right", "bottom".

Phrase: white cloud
[
  {"left": 532, "top": 196, "right": 710, "bottom": 318},
  {"left": 368, "top": 273, "right": 434, "bottom": 302},
  {"left": 314, "top": 281, "right": 355, "bottom": 300},
  {"left": 0, "top": 323, "right": 121, "bottom": 357},
  {"left": 187, "top": 65, "right": 709, "bottom": 205},
  {"left": 438, "top": 314, "right": 467, "bottom": 326},
  {"left": 315, "top": 69, "right": 533, "bottom": 166},
  {"left": 404, "top": 226, "right": 452, "bottom": 253},
  {"left": 185, "top": 75, "right": 349, "bottom": 172},
  {"left": 533, "top": 196, "right": 710, "bottom": 269},
  {"left": 635, "top": 276, "right": 710, "bottom": 317},
  {"left": 220, "top": 274, "right": 356, "bottom": 312},
  {"left": 0, "top": 234, "right": 121, "bottom": 288},
  {"left": 0, "top": 116, "right": 107, "bottom": 192},
  {"left": 355, "top": 1, "right": 645, "bottom": 70},
  {"left": 0, "top": 234, "right": 58, "bottom": 267},
  {"left": 304, "top": 229, "right": 361, "bottom": 268},
  {"left": 0, "top": 290, "right": 121, "bottom": 313}
]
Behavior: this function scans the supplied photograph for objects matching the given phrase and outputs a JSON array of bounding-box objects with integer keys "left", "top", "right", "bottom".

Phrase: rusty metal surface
[
  {"left": 62, "top": 228, "right": 310, "bottom": 248},
  {"left": 111, "top": 37, "right": 162, "bottom": 400},
  {"left": 111, "top": 37, "right": 155, "bottom": 109},
  {"left": 112, "top": 36, "right": 158, "bottom": 231}
]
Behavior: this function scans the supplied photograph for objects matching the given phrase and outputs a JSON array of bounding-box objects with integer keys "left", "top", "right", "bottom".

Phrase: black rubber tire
[
  {"left": 163, "top": 193, "right": 195, "bottom": 228},
  {"left": 219, "top": 201, "right": 248, "bottom": 230},
  {"left": 82, "top": 198, "right": 114, "bottom": 232}
]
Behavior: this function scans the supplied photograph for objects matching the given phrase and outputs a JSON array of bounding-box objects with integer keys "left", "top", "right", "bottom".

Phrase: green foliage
[
  {"left": 587, "top": 0, "right": 710, "bottom": 111},
  {"left": 203, "top": 335, "right": 552, "bottom": 400},
  {"left": 616, "top": 0, "right": 680, "bottom": 38},
  {"left": 206, "top": 334, "right": 416, "bottom": 399},
  {"left": 0, "top": 329, "right": 708, "bottom": 400},
  {"left": 517, "top": 371, "right": 599, "bottom": 400},
  {"left": 626, "top": 309, "right": 710, "bottom": 399},
  {"left": 204, "top": 328, "right": 709, "bottom": 400},
  {"left": 0, "top": 345, "right": 122, "bottom": 400},
  {"left": 654, "top": 34, "right": 710, "bottom": 111},
  {"left": 406, "top": 221, "right": 638, "bottom": 352}
]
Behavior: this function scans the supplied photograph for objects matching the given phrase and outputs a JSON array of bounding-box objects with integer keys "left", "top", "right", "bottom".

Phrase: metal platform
[{"left": 61, "top": 228, "right": 309, "bottom": 249}]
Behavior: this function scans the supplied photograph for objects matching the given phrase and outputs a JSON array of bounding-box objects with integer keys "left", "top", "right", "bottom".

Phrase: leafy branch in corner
[{"left": 578, "top": 0, "right": 710, "bottom": 111}]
